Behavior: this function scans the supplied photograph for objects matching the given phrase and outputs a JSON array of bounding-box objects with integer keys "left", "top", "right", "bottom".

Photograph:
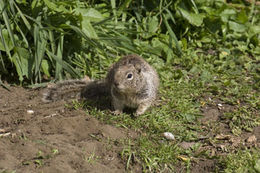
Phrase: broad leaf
[{"left": 178, "top": 7, "right": 204, "bottom": 26}]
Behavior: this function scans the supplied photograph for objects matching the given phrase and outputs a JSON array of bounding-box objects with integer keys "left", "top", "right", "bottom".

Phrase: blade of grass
[
  {"left": 190, "top": 0, "right": 199, "bottom": 14},
  {"left": 0, "top": 79, "right": 10, "bottom": 91},
  {"left": 163, "top": 14, "right": 182, "bottom": 55},
  {"left": 0, "top": 51, "right": 6, "bottom": 73},
  {"left": 249, "top": 0, "right": 256, "bottom": 25},
  {"left": 104, "top": 30, "right": 137, "bottom": 51},
  {"left": 13, "top": 20, "right": 29, "bottom": 48},
  {"left": 34, "top": 19, "right": 47, "bottom": 83},
  {"left": 13, "top": 1, "right": 31, "bottom": 30},
  {"left": 118, "top": 0, "right": 132, "bottom": 18},
  {"left": 48, "top": 30, "right": 56, "bottom": 53},
  {"left": 0, "top": 26, "right": 8, "bottom": 72},
  {"left": 165, "top": 9, "right": 176, "bottom": 24},
  {"left": 110, "top": 0, "right": 117, "bottom": 23},
  {"left": 55, "top": 34, "right": 64, "bottom": 80},
  {"left": 65, "top": 24, "right": 98, "bottom": 47},
  {"left": 46, "top": 50, "right": 80, "bottom": 78},
  {"left": 0, "top": 1, "right": 13, "bottom": 61},
  {"left": 27, "top": 82, "right": 50, "bottom": 88},
  {"left": 0, "top": 1, "right": 16, "bottom": 47},
  {"left": 65, "top": 24, "right": 107, "bottom": 56},
  {"left": 0, "top": 1, "right": 24, "bottom": 81}
]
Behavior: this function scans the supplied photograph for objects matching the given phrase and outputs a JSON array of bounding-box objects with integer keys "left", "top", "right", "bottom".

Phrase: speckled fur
[
  {"left": 107, "top": 55, "right": 159, "bottom": 115},
  {"left": 42, "top": 54, "right": 159, "bottom": 116}
]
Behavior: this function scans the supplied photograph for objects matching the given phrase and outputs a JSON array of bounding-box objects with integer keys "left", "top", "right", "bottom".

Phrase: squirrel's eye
[{"left": 127, "top": 73, "right": 133, "bottom": 79}]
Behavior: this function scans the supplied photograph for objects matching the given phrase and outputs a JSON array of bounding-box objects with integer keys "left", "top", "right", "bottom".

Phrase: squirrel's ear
[{"left": 135, "top": 64, "right": 142, "bottom": 73}]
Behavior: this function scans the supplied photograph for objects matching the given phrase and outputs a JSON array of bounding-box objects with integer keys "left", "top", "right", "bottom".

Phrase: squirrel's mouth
[
  {"left": 113, "top": 82, "right": 124, "bottom": 90},
  {"left": 114, "top": 85, "right": 131, "bottom": 94},
  {"left": 115, "top": 85, "right": 124, "bottom": 91},
  {"left": 114, "top": 85, "right": 136, "bottom": 95}
]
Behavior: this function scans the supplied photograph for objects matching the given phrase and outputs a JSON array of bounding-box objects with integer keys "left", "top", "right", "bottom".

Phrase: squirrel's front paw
[
  {"left": 135, "top": 103, "right": 150, "bottom": 116},
  {"left": 135, "top": 110, "right": 145, "bottom": 116},
  {"left": 113, "top": 110, "right": 123, "bottom": 115}
]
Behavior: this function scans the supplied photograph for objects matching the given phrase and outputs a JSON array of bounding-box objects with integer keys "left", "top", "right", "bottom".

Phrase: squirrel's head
[{"left": 112, "top": 64, "right": 144, "bottom": 93}]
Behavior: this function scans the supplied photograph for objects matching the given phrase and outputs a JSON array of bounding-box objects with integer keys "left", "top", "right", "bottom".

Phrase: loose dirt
[{"left": 0, "top": 86, "right": 140, "bottom": 173}]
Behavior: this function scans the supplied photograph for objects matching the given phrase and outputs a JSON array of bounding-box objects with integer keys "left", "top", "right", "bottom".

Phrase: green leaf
[
  {"left": 111, "top": 0, "right": 117, "bottom": 23},
  {"left": 43, "top": 0, "right": 68, "bottom": 13},
  {"left": 41, "top": 59, "right": 51, "bottom": 77},
  {"left": 237, "top": 9, "right": 248, "bottom": 24},
  {"left": 163, "top": 14, "right": 182, "bottom": 55},
  {"left": 0, "top": 29, "right": 14, "bottom": 51},
  {"left": 33, "top": 22, "right": 47, "bottom": 82},
  {"left": 181, "top": 38, "right": 187, "bottom": 50},
  {"left": 148, "top": 16, "right": 158, "bottom": 33},
  {"left": 220, "top": 9, "right": 237, "bottom": 23},
  {"left": 46, "top": 50, "right": 80, "bottom": 78},
  {"left": 151, "top": 38, "right": 165, "bottom": 55},
  {"left": 118, "top": 0, "right": 132, "bottom": 16},
  {"left": 165, "top": 9, "right": 176, "bottom": 24},
  {"left": 82, "top": 18, "right": 98, "bottom": 39},
  {"left": 0, "top": 1, "right": 16, "bottom": 46},
  {"left": 65, "top": 24, "right": 98, "bottom": 48},
  {"left": 204, "top": 17, "right": 222, "bottom": 34},
  {"left": 254, "top": 159, "right": 260, "bottom": 172},
  {"left": 76, "top": 8, "right": 104, "bottom": 22},
  {"left": 12, "top": 47, "right": 32, "bottom": 81},
  {"left": 228, "top": 21, "right": 247, "bottom": 32},
  {"left": 55, "top": 35, "right": 64, "bottom": 80},
  {"left": 177, "top": 7, "right": 204, "bottom": 26},
  {"left": 249, "top": 25, "right": 260, "bottom": 36},
  {"left": 14, "top": 2, "right": 31, "bottom": 30}
]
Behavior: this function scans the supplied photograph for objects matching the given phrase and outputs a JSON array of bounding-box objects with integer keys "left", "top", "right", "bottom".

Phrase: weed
[
  {"left": 51, "top": 149, "right": 59, "bottom": 155},
  {"left": 84, "top": 150, "right": 100, "bottom": 164}
]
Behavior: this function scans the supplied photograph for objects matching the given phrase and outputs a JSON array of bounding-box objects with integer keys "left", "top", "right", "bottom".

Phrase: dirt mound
[{"left": 0, "top": 86, "right": 139, "bottom": 173}]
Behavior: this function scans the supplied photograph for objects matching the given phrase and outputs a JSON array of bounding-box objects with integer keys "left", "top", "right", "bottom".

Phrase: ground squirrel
[{"left": 42, "top": 54, "right": 159, "bottom": 115}]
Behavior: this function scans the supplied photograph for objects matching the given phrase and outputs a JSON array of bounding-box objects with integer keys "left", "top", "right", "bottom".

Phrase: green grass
[
  {"left": 72, "top": 46, "right": 259, "bottom": 172},
  {"left": 1, "top": 0, "right": 260, "bottom": 172},
  {"left": 1, "top": 0, "right": 259, "bottom": 84},
  {"left": 220, "top": 149, "right": 260, "bottom": 173}
]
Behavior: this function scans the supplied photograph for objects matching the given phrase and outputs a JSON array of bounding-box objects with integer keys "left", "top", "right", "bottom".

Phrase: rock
[
  {"left": 163, "top": 132, "right": 175, "bottom": 140},
  {"left": 27, "top": 110, "right": 34, "bottom": 114}
]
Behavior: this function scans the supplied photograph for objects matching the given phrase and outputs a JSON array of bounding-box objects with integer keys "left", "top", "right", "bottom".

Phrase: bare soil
[
  {"left": 0, "top": 86, "right": 259, "bottom": 173},
  {"left": 0, "top": 86, "right": 140, "bottom": 173}
]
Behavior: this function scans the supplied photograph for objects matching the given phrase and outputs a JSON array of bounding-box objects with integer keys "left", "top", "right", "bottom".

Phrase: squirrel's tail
[
  {"left": 80, "top": 80, "right": 110, "bottom": 99},
  {"left": 42, "top": 78, "right": 110, "bottom": 103}
]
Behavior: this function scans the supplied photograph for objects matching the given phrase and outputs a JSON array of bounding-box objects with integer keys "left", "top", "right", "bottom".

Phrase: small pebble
[
  {"left": 0, "top": 132, "right": 11, "bottom": 137},
  {"left": 163, "top": 132, "right": 175, "bottom": 140},
  {"left": 27, "top": 110, "right": 34, "bottom": 114},
  {"left": 217, "top": 103, "right": 223, "bottom": 110},
  {"left": 44, "top": 113, "right": 57, "bottom": 118}
]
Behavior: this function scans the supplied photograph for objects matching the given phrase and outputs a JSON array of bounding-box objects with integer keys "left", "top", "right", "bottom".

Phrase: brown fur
[{"left": 42, "top": 54, "right": 159, "bottom": 115}]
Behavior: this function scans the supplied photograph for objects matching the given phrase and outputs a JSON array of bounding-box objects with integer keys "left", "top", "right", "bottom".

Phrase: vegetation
[{"left": 1, "top": 0, "right": 259, "bottom": 172}]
